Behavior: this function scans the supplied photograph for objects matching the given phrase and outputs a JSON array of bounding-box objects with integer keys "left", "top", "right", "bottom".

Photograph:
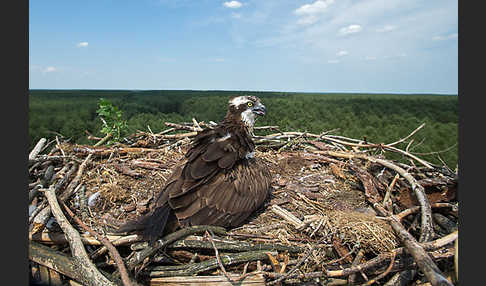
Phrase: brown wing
[
  {"left": 172, "top": 158, "right": 271, "bottom": 228},
  {"left": 157, "top": 126, "right": 270, "bottom": 228}
]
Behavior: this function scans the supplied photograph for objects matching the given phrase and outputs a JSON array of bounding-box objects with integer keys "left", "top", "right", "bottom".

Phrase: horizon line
[{"left": 28, "top": 88, "right": 458, "bottom": 96}]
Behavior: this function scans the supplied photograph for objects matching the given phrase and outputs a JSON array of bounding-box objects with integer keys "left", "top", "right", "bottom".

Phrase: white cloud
[
  {"left": 295, "top": 0, "right": 334, "bottom": 16},
  {"left": 223, "top": 1, "right": 242, "bottom": 9},
  {"left": 432, "top": 33, "right": 458, "bottom": 41},
  {"left": 327, "top": 59, "right": 339, "bottom": 64},
  {"left": 30, "top": 65, "right": 59, "bottom": 74},
  {"left": 76, "top": 42, "right": 89, "bottom": 47},
  {"left": 295, "top": 0, "right": 334, "bottom": 26},
  {"left": 336, "top": 50, "right": 348, "bottom": 57},
  {"left": 43, "top": 66, "right": 57, "bottom": 73},
  {"left": 338, "top": 24, "right": 362, "bottom": 36},
  {"left": 376, "top": 25, "right": 396, "bottom": 33},
  {"left": 364, "top": 56, "right": 377, "bottom": 61}
]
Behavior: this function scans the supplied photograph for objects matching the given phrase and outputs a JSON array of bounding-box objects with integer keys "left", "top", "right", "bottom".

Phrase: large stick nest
[{"left": 28, "top": 121, "right": 458, "bottom": 285}]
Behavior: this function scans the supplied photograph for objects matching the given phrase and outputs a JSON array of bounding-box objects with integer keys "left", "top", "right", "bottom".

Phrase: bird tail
[{"left": 116, "top": 203, "right": 171, "bottom": 244}]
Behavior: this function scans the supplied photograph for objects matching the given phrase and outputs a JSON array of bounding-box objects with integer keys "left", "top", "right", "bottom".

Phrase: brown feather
[{"left": 117, "top": 96, "right": 271, "bottom": 243}]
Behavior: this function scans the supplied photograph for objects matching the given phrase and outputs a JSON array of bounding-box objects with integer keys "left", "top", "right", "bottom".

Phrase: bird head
[{"left": 227, "top": 95, "right": 266, "bottom": 129}]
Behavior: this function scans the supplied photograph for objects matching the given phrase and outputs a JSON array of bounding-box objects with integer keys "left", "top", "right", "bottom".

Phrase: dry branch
[
  {"left": 30, "top": 162, "right": 79, "bottom": 234},
  {"left": 43, "top": 186, "right": 116, "bottom": 286},
  {"left": 149, "top": 274, "right": 265, "bottom": 285},
  {"left": 360, "top": 251, "right": 396, "bottom": 285},
  {"left": 60, "top": 154, "right": 92, "bottom": 202},
  {"left": 270, "top": 204, "right": 305, "bottom": 229},
  {"left": 372, "top": 204, "right": 453, "bottom": 286},
  {"left": 387, "top": 123, "right": 426, "bottom": 147},
  {"left": 73, "top": 146, "right": 160, "bottom": 156},
  {"left": 325, "top": 231, "right": 457, "bottom": 278},
  {"left": 167, "top": 238, "right": 303, "bottom": 253},
  {"left": 145, "top": 250, "right": 275, "bottom": 277},
  {"left": 28, "top": 122, "right": 457, "bottom": 286},
  {"left": 61, "top": 202, "right": 135, "bottom": 286},
  {"left": 29, "top": 138, "right": 47, "bottom": 160},
  {"left": 125, "top": 225, "right": 227, "bottom": 271},
  {"left": 30, "top": 231, "right": 142, "bottom": 246},
  {"left": 314, "top": 150, "right": 435, "bottom": 243},
  {"left": 30, "top": 241, "right": 100, "bottom": 285}
]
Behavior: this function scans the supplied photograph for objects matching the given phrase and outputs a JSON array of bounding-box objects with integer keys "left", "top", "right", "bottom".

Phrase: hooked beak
[{"left": 252, "top": 103, "right": 266, "bottom": 116}]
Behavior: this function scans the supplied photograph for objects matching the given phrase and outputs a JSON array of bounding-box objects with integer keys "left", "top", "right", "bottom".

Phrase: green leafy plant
[{"left": 96, "top": 98, "right": 128, "bottom": 144}]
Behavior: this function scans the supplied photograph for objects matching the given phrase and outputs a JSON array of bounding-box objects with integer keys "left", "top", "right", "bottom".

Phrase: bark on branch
[
  {"left": 125, "top": 225, "right": 227, "bottom": 271},
  {"left": 43, "top": 186, "right": 116, "bottom": 286},
  {"left": 145, "top": 250, "right": 275, "bottom": 277},
  {"left": 373, "top": 204, "right": 453, "bottom": 286}
]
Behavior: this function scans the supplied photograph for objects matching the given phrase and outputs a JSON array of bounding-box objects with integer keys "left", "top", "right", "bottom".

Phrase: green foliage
[
  {"left": 96, "top": 98, "right": 128, "bottom": 144},
  {"left": 28, "top": 90, "right": 458, "bottom": 168}
]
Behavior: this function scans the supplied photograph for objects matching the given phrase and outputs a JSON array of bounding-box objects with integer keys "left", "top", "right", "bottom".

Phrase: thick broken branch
[
  {"left": 29, "top": 138, "right": 47, "bottom": 160},
  {"left": 61, "top": 202, "right": 135, "bottom": 286},
  {"left": 43, "top": 186, "right": 116, "bottom": 286},
  {"left": 29, "top": 241, "right": 99, "bottom": 285}
]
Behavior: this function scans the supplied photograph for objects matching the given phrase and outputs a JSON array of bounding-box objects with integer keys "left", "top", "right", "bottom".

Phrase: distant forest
[{"left": 28, "top": 90, "right": 458, "bottom": 168}]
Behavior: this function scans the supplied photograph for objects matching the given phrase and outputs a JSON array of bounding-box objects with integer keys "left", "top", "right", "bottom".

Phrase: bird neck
[{"left": 221, "top": 112, "right": 254, "bottom": 137}]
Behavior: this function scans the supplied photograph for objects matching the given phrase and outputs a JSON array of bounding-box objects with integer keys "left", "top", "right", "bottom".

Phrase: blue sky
[{"left": 29, "top": 0, "right": 458, "bottom": 94}]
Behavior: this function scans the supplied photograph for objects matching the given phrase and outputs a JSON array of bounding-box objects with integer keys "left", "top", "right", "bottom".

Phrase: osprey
[{"left": 118, "top": 95, "right": 271, "bottom": 243}]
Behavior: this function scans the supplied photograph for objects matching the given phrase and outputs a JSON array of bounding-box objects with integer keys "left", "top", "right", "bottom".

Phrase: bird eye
[{"left": 247, "top": 102, "right": 253, "bottom": 107}]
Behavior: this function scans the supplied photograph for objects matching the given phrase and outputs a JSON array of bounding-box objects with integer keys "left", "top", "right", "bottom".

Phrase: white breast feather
[{"left": 240, "top": 109, "right": 255, "bottom": 128}]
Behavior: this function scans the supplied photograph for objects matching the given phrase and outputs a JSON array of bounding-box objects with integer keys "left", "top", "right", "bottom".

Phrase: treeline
[{"left": 28, "top": 90, "right": 458, "bottom": 168}]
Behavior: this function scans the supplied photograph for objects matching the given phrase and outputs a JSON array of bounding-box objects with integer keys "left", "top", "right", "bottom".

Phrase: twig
[
  {"left": 167, "top": 238, "right": 303, "bottom": 253},
  {"left": 270, "top": 205, "right": 305, "bottom": 229},
  {"left": 125, "top": 225, "right": 227, "bottom": 271},
  {"left": 56, "top": 136, "right": 66, "bottom": 158},
  {"left": 316, "top": 150, "right": 435, "bottom": 243},
  {"left": 43, "top": 186, "right": 116, "bottom": 286},
  {"left": 348, "top": 249, "right": 366, "bottom": 284},
  {"left": 267, "top": 236, "right": 328, "bottom": 285},
  {"left": 325, "top": 231, "right": 457, "bottom": 278},
  {"left": 61, "top": 202, "right": 135, "bottom": 286},
  {"left": 60, "top": 154, "right": 92, "bottom": 202},
  {"left": 93, "top": 133, "right": 112, "bottom": 147},
  {"left": 29, "top": 138, "right": 47, "bottom": 160},
  {"left": 411, "top": 143, "right": 458, "bottom": 156},
  {"left": 323, "top": 246, "right": 356, "bottom": 266},
  {"left": 145, "top": 250, "right": 274, "bottom": 277},
  {"left": 30, "top": 162, "right": 78, "bottom": 232},
  {"left": 387, "top": 123, "right": 426, "bottom": 147},
  {"left": 192, "top": 118, "right": 203, "bottom": 131},
  {"left": 383, "top": 173, "right": 400, "bottom": 209},
  {"left": 207, "top": 230, "right": 235, "bottom": 283},
  {"left": 373, "top": 204, "right": 453, "bottom": 286},
  {"left": 165, "top": 122, "right": 200, "bottom": 132},
  {"left": 360, "top": 251, "right": 396, "bottom": 285},
  {"left": 395, "top": 203, "right": 457, "bottom": 221},
  {"left": 91, "top": 234, "right": 144, "bottom": 259},
  {"left": 73, "top": 146, "right": 159, "bottom": 156}
]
